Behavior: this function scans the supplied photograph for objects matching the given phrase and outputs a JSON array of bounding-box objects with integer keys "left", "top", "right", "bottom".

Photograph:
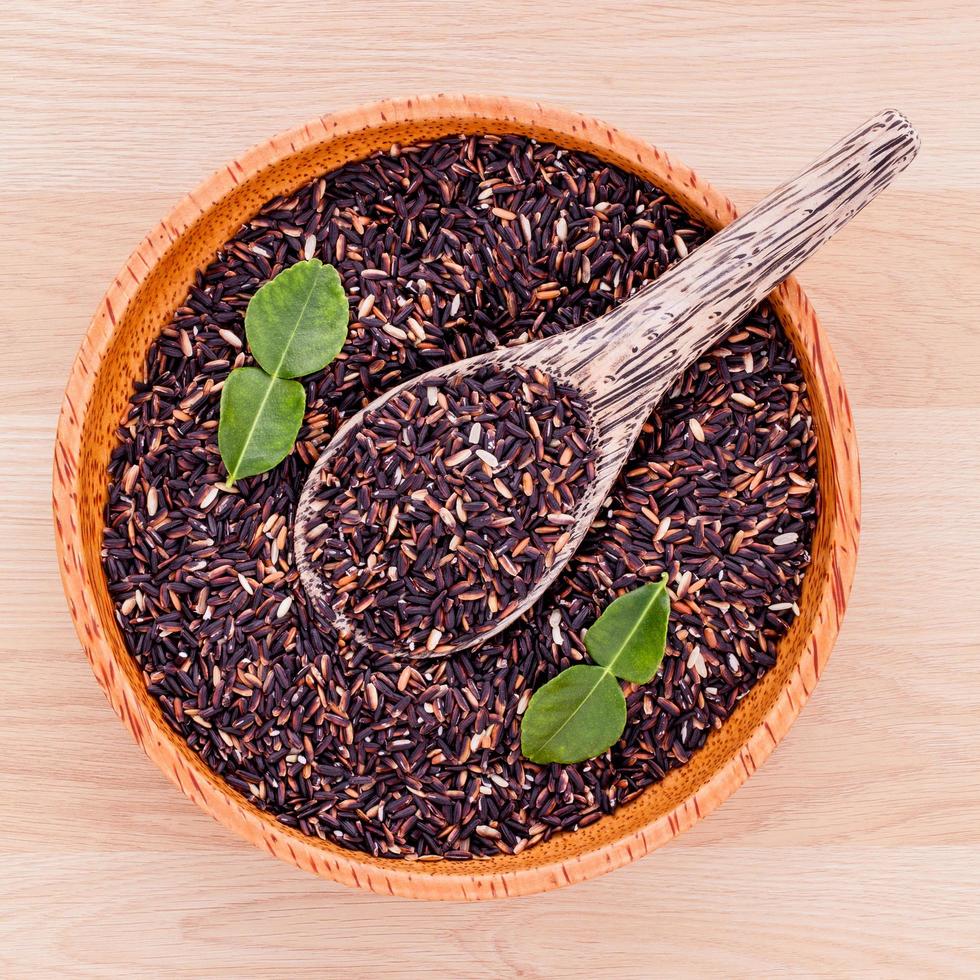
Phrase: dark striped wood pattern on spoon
[{"left": 295, "top": 109, "right": 918, "bottom": 656}]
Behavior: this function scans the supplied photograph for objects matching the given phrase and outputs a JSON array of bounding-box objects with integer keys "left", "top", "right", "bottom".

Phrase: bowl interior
[{"left": 56, "top": 96, "right": 857, "bottom": 899}]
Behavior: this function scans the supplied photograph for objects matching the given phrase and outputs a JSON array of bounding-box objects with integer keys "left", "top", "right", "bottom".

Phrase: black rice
[
  {"left": 102, "top": 134, "right": 818, "bottom": 859},
  {"left": 302, "top": 365, "right": 596, "bottom": 654}
]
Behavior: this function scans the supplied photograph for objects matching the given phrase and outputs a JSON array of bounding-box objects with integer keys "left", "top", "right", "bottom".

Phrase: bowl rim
[{"left": 53, "top": 93, "right": 860, "bottom": 901}]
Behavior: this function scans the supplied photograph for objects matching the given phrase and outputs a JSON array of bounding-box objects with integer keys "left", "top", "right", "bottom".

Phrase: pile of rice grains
[
  {"left": 300, "top": 364, "right": 596, "bottom": 654},
  {"left": 104, "top": 135, "right": 818, "bottom": 859}
]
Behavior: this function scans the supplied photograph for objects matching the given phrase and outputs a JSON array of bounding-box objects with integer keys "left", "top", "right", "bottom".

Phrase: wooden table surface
[{"left": 3, "top": 2, "right": 979, "bottom": 975}]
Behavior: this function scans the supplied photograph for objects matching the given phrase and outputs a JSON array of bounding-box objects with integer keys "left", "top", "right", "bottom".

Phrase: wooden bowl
[{"left": 53, "top": 95, "right": 859, "bottom": 900}]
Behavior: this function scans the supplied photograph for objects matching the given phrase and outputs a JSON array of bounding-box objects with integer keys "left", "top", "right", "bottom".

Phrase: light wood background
[{"left": 2, "top": 2, "right": 979, "bottom": 976}]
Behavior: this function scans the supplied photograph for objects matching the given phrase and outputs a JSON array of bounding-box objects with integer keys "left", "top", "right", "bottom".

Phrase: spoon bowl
[{"left": 294, "top": 344, "right": 603, "bottom": 654}]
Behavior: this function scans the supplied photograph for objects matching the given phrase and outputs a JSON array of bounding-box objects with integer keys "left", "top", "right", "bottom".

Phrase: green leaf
[
  {"left": 245, "top": 258, "right": 348, "bottom": 379},
  {"left": 217, "top": 259, "right": 349, "bottom": 483},
  {"left": 520, "top": 579, "right": 672, "bottom": 765},
  {"left": 521, "top": 665, "right": 627, "bottom": 764},
  {"left": 218, "top": 367, "right": 305, "bottom": 484},
  {"left": 584, "top": 574, "right": 670, "bottom": 684}
]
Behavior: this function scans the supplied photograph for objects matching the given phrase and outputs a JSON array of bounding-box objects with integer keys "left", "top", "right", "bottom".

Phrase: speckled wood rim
[{"left": 53, "top": 94, "right": 859, "bottom": 901}]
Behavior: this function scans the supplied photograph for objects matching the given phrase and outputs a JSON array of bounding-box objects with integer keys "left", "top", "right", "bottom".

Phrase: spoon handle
[{"left": 560, "top": 109, "right": 920, "bottom": 431}]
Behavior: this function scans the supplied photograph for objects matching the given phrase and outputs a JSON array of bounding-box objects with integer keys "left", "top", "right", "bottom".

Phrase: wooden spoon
[{"left": 295, "top": 108, "right": 919, "bottom": 654}]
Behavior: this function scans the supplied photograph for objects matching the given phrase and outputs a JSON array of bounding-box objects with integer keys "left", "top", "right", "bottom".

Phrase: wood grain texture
[{"left": 2, "top": 0, "right": 979, "bottom": 974}]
